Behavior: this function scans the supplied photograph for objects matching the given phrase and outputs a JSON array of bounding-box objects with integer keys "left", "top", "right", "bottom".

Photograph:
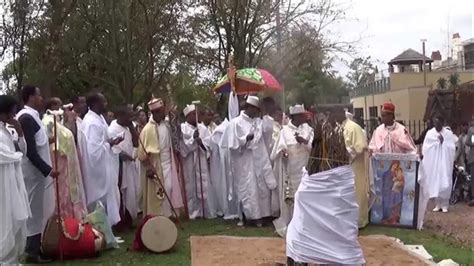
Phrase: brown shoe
[{"left": 468, "top": 200, "right": 474, "bottom": 207}]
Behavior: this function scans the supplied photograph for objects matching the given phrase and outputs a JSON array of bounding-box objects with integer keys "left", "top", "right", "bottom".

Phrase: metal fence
[
  {"left": 362, "top": 119, "right": 428, "bottom": 141},
  {"left": 351, "top": 77, "right": 391, "bottom": 97}
]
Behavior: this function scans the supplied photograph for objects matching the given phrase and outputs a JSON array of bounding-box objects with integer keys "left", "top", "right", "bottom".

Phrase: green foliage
[
  {"left": 2, "top": 0, "right": 353, "bottom": 109},
  {"left": 261, "top": 23, "right": 350, "bottom": 107},
  {"left": 167, "top": 66, "right": 217, "bottom": 112},
  {"left": 437, "top": 77, "right": 447, "bottom": 90},
  {"left": 346, "top": 57, "right": 376, "bottom": 90},
  {"left": 2, "top": 0, "right": 194, "bottom": 104},
  {"left": 448, "top": 73, "right": 460, "bottom": 89}
]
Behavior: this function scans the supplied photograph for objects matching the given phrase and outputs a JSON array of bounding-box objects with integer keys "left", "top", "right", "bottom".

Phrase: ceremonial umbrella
[{"left": 213, "top": 67, "right": 282, "bottom": 95}]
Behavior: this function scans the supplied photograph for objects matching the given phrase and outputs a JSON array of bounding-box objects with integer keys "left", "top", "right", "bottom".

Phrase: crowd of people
[{"left": 1, "top": 84, "right": 473, "bottom": 264}]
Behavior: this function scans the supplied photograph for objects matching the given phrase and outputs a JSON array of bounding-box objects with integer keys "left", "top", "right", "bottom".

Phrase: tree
[
  {"left": 1, "top": 0, "right": 356, "bottom": 110},
  {"left": 261, "top": 23, "right": 350, "bottom": 106},
  {"left": 2, "top": 0, "right": 194, "bottom": 104},
  {"left": 448, "top": 73, "right": 459, "bottom": 89},
  {"left": 1, "top": 0, "right": 45, "bottom": 100},
  {"left": 437, "top": 77, "right": 447, "bottom": 90},
  {"left": 346, "top": 57, "right": 376, "bottom": 90},
  {"left": 166, "top": 65, "right": 217, "bottom": 112},
  {"left": 192, "top": 0, "right": 351, "bottom": 73}
]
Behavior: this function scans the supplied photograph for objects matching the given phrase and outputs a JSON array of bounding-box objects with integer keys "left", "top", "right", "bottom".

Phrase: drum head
[{"left": 141, "top": 216, "right": 178, "bottom": 253}]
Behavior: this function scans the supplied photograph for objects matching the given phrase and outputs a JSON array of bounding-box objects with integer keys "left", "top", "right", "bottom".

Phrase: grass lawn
[{"left": 54, "top": 219, "right": 472, "bottom": 265}]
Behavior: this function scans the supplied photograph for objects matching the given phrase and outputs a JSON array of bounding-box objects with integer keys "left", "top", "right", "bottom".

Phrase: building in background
[
  {"left": 463, "top": 38, "right": 474, "bottom": 70},
  {"left": 351, "top": 40, "right": 474, "bottom": 137},
  {"left": 431, "top": 51, "right": 442, "bottom": 69},
  {"left": 435, "top": 34, "right": 473, "bottom": 71}
]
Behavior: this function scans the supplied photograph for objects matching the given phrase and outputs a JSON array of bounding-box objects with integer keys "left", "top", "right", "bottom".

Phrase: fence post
[{"left": 417, "top": 120, "right": 421, "bottom": 139}]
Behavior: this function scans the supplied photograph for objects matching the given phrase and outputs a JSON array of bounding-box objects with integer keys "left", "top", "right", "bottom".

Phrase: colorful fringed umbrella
[{"left": 213, "top": 68, "right": 282, "bottom": 94}]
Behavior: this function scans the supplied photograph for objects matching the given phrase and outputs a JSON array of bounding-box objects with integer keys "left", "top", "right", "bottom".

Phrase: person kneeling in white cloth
[{"left": 286, "top": 165, "right": 365, "bottom": 265}]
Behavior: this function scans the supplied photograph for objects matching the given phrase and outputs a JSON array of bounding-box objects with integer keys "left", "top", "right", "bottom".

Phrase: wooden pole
[
  {"left": 165, "top": 87, "right": 190, "bottom": 220},
  {"left": 53, "top": 115, "right": 63, "bottom": 261},
  {"left": 228, "top": 54, "right": 236, "bottom": 93},
  {"left": 421, "top": 39, "right": 427, "bottom": 86},
  {"left": 194, "top": 106, "right": 206, "bottom": 218},
  {"left": 175, "top": 154, "right": 189, "bottom": 221},
  {"left": 138, "top": 137, "right": 183, "bottom": 229}
]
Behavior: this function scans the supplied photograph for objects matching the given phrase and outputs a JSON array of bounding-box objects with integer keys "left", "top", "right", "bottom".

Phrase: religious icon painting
[{"left": 370, "top": 153, "right": 420, "bottom": 229}]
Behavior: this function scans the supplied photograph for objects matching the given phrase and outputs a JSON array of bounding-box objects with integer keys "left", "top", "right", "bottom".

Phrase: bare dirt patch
[
  {"left": 190, "top": 235, "right": 431, "bottom": 266},
  {"left": 424, "top": 201, "right": 474, "bottom": 247}
]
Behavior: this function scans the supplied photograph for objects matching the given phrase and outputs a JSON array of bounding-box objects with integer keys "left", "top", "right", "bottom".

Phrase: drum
[{"left": 140, "top": 216, "right": 178, "bottom": 253}]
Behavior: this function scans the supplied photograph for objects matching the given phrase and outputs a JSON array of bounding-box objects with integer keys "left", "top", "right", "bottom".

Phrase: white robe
[
  {"left": 180, "top": 122, "right": 217, "bottom": 219},
  {"left": 80, "top": 110, "right": 121, "bottom": 225},
  {"left": 228, "top": 91, "right": 240, "bottom": 120},
  {"left": 108, "top": 120, "right": 140, "bottom": 219},
  {"left": 220, "top": 112, "right": 277, "bottom": 220},
  {"left": 156, "top": 120, "right": 183, "bottom": 216},
  {"left": 262, "top": 115, "right": 276, "bottom": 156},
  {"left": 286, "top": 166, "right": 365, "bottom": 265},
  {"left": 418, "top": 127, "right": 457, "bottom": 229},
  {"left": 271, "top": 121, "right": 314, "bottom": 237},
  {"left": 209, "top": 119, "right": 239, "bottom": 219},
  {"left": 208, "top": 121, "right": 225, "bottom": 217},
  {"left": 0, "top": 122, "right": 31, "bottom": 264},
  {"left": 16, "top": 106, "right": 54, "bottom": 237}
]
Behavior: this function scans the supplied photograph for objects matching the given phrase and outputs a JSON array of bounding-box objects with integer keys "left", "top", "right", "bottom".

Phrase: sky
[{"left": 331, "top": 0, "right": 473, "bottom": 76}]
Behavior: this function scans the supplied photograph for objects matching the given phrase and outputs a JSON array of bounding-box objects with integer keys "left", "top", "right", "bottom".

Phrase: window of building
[
  {"left": 369, "top": 106, "right": 378, "bottom": 118},
  {"left": 465, "top": 43, "right": 474, "bottom": 70},
  {"left": 354, "top": 108, "right": 364, "bottom": 119}
]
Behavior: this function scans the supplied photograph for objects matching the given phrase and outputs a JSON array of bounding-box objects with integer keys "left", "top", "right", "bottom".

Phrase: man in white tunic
[
  {"left": 138, "top": 98, "right": 184, "bottom": 217},
  {"left": 80, "top": 93, "right": 123, "bottom": 226},
  {"left": 108, "top": 105, "right": 140, "bottom": 227},
  {"left": 201, "top": 107, "right": 217, "bottom": 134},
  {"left": 17, "top": 85, "right": 57, "bottom": 263},
  {"left": 418, "top": 116, "right": 457, "bottom": 228},
  {"left": 209, "top": 118, "right": 234, "bottom": 219},
  {"left": 0, "top": 95, "right": 31, "bottom": 264},
  {"left": 262, "top": 97, "right": 278, "bottom": 156},
  {"left": 180, "top": 104, "right": 216, "bottom": 219},
  {"left": 268, "top": 106, "right": 284, "bottom": 217},
  {"left": 271, "top": 104, "right": 314, "bottom": 237},
  {"left": 209, "top": 119, "right": 239, "bottom": 219},
  {"left": 220, "top": 96, "right": 277, "bottom": 226},
  {"left": 201, "top": 107, "right": 227, "bottom": 217}
]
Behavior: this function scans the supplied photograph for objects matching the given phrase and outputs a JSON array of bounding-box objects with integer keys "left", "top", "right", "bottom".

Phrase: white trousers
[{"left": 434, "top": 188, "right": 451, "bottom": 209}]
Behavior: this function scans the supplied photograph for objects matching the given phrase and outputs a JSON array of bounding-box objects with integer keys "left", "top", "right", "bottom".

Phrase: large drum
[{"left": 140, "top": 216, "right": 178, "bottom": 253}]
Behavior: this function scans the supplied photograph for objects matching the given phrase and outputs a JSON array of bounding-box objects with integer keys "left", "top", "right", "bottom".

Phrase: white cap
[
  {"left": 289, "top": 104, "right": 305, "bottom": 115},
  {"left": 46, "top": 109, "right": 64, "bottom": 116},
  {"left": 344, "top": 108, "right": 354, "bottom": 120},
  {"left": 148, "top": 98, "right": 164, "bottom": 111},
  {"left": 246, "top": 96, "right": 260, "bottom": 108},
  {"left": 183, "top": 104, "right": 196, "bottom": 117}
]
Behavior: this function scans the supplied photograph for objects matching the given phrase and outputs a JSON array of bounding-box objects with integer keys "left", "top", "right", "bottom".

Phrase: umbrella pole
[{"left": 282, "top": 84, "right": 286, "bottom": 114}]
